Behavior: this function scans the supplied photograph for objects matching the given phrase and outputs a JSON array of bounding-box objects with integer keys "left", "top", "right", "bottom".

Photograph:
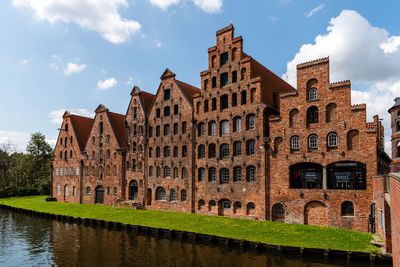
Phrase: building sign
[{"left": 327, "top": 161, "right": 366, "bottom": 190}]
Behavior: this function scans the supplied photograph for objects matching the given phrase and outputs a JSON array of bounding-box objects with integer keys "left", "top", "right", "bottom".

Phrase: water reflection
[{"left": 0, "top": 209, "right": 391, "bottom": 267}]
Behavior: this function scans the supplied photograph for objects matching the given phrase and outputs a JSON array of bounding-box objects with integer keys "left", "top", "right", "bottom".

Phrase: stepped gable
[
  {"left": 107, "top": 111, "right": 126, "bottom": 148},
  {"left": 69, "top": 114, "right": 94, "bottom": 152}
]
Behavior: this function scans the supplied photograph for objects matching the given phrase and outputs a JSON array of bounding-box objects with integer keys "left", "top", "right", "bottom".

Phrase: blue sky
[{"left": 0, "top": 0, "right": 399, "bottom": 153}]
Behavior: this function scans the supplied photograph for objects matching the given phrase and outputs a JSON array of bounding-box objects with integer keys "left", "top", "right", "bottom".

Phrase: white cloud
[
  {"left": 49, "top": 108, "right": 94, "bottom": 125},
  {"left": 63, "top": 62, "right": 86, "bottom": 76},
  {"left": 149, "top": 0, "right": 180, "bottom": 10},
  {"left": 127, "top": 76, "right": 134, "bottom": 85},
  {"left": 192, "top": 0, "right": 222, "bottom": 13},
  {"left": 97, "top": 77, "right": 118, "bottom": 90},
  {"left": 20, "top": 59, "right": 28, "bottom": 66},
  {"left": 0, "top": 130, "right": 31, "bottom": 152},
  {"left": 155, "top": 41, "right": 162, "bottom": 47},
  {"left": 380, "top": 36, "right": 400, "bottom": 54},
  {"left": 12, "top": 0, "right": 141, "bottom": 44},
  {"left": 306, "top": 4, "right": 324, "bottom": 18},
  {"left": 283, "top": 10, "right": 400, "bottom": 155}
]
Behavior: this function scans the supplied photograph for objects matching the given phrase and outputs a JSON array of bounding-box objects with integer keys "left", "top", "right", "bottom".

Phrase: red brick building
[{"left": 51, "top": 25, "right": 391, "bottom": 233}]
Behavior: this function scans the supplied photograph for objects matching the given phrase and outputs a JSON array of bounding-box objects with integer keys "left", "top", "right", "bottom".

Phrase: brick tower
[{"left": 389, "top": 97, "right": 400, "bottom": 172}]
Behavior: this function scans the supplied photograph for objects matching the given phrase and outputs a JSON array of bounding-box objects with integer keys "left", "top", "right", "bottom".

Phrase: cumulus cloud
[
  {"left": 97, "top": 78, "right": 118, "bottom": 90},
  {"left": 283, "top": 10, "right": 400, "bottom": 154},
  {"left": 12, "top": 0, "right": 141, "bottom": 44},
  {"left": 149, "top": 0, "right": 222, "bottom": 13},
  {"left": 149, "top": 0, "right": 180, "bottom": 10},
  {"left": 49, "top": 108, "right": 94, "bottom": 125},
  {"left": 0, "top": 130, "right": 31, "bottom": 152},
  {"left": 126, "top": 76, "right": 134, "bottom": 85},
  {"left": 155, "top": 41, "right": 162, "bottom": 47},
  {"left": 306, "top": 4, "right": 324, "bottom": 18},
  {"left": 63, "top": 62, "right": 86, "bottom": 76}
]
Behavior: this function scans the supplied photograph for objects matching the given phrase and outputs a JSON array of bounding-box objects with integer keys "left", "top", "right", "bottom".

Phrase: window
[
  {"left": 132, "top": 159, "right": 136, "bottom": 171},
  {"left": 246, "top": 203, "right": 256, "bottom": 215},
  {"left": 341, "top": 201, "right": 354, "bottom": 216},
  {"left": 70, "top": 150, "right": 72, "bottom": 158},
  {"left": 113, "top": 187, "right": 117, "bottom": 195},
  {"left": 113, "top": 165, "right": 117, "bottom": 175},
  {"left": 327, "top": 161, "right": 366, "bottom": 190},
  {"left": 60, "top": 167, "right": 64, "bottom": 176},
  {"left": 156, "top": 126, "right": 160, "bottom": 137},
  {"left": 396, "top": 121, "right": 400, "bottom": 132},
  {"left": 107, "top": 135, "right": 110, "bottom": 143},
  {"left": 196, "top": 102, "right": 200, "bottom": 114},
  {"left": 149, "top": 166, "right": 153, "bottom": 177},
  {"left": 149, "top": 127, "right": 153, "bottom": 137},
  {"left": 232, "top": 71, "right": 237, "bottom": 83},
  {"left": 133, "top": 107, "right": 137, "bottom": 119},
  {"left": 55, "top": 168, "right": 59, "bottom": 176},
  {"left": 99, "top": 122, "right": 104, "bottom": 134},
  {"left": 164, "top": 124, "right": 170, "bottom": 136},
  {"left": 156, "top": 108, "right": 161, "bottom": 118},
  {"left": 250, "top": 88, "right": 256, "bottom": 103},
  {"left": 220, "top": 143, "right": 229, "bottom": 158},
  {"left": 76, "top": 166, "right": 79, "bottom": 176},
  {"left": 91, "top": 167, "right": 95, "bottom": 176},
  {"left": 232, "top": 93, "right": 237, "bottom": 107},
  {"left": 172, "top": 123, "right": 178, "bottom": 135},
  {"left": 241, "top": 67, "right": 246, "bottom": 80},
  {"left": 59, "top": 151, "right": 62, "bottom": 159},
  {"left": 173, "top": 167, "right": 178, "bottom": 179},
  {"left": 170, "top": 189, "right": 176, "bottom": 202},
  {"left": 290, "top": 136, "right": 300, "bottom": 150},
  {"left": 182, "top": 146, "right": 187, "bottom": 157},
  {"left": 204, "top": 100, "right": 209, "bottom": 113},
  {"left": 246, "top": 114, "right": 255, "bottom": 130},
  {"left": 209, "top": 121, "right": 216, "bottom": 136},
  {"left": 198, "top": 200, "right": 206, "bottom": 209},
  {"left": 133, "top": 124, "right": 137, "bottom": 136},
  {"left": 65, "top": 151, "right": 68, "bottom": 160},
  {"left": 173, "top": 146, "right": 178, "bottom": 157},
  {"left": 149, "top": 147, "right": 153, "bottom": 157},
  {"left": 208, "top": 144, "right": 216, "bottom": 158},
  {"left": 272, "top": 203, "right": 285, "bottom": 222},
  {"left": 73, "top": 186, "right": 76, "bottom": 197},
  {"left": 246, "top": 166, "right": 256, "bottom": 182},
  {"left": 198, "top": 168, "right": 205, "bottom": 181},
  {"left": 306, "top": 106, "right": 319, "bottom": 124},
  {"left": 204, "top": 79, "right": 208, "bottom": 90},
  {"left": 164, "top": 146, "right": 170, "bottom": 157},
  {"left": 220, "top": 169, "right": 229, "bottom": 184},
  {"left": 99, "top": 150, "right": 103, "bottom": 163},
  {"left": 132, "top": 142, "right": 137, "bottom": 152},
  {"left": 220, "top": 120, "right": 229, "bottom": 135},
  {"left": 60, "top": 138, "right": 63, "bottom": 146},
  {"left": 212, "top": 98, "right": 217, "bottom": 111},
  {"left": 290, "top": 163, "right": 323, "bottom": 189},
  {"left": 164, "top": 106, "right": 170, "bottom": 117},
  {"left": 232, "top": 47, "right": 237, "bottom": 61},
  {"left": 198, "top": 145, "right": 205, "bottom": 159},
  {"left": 174, "top": 104, "right": 179, "bottom": 115},
  {"left": 139, "top": 145, "right": 143, "bottom": 153},
  {"left": 234, "top": 202, "right": 242, "bottom": 213},
  {"left": 182, "top": 121, "right": 187, "bottom": 134},
  {"left": 222, "top": 200, "right": 231, "bottom": 209},
  {"left": 308, "top": 134, "right": 318, "bottom": 149},
  {"left": 327, "top": 132, "right": 338, "bottom": 148},
  {"left": 56, "top": 184, "right": 61, "bottom": 196},
  {"left": 220, "top": 94, "right": 228, "bottom": 110},
  {"left": 241, "top": 91, "right": 247, "bottom": 105},
  {"left": 233, "top": 166, "right": 242, "bottom": 182},
  {"left": 220, "top": 72, "right": 228, "bottom": 86},
  {"left": 106, "top": 166, "right": 111, "bottom": 175},
  {"left": 86, "top": 186, "right": 91, "bottom": 195},
  {"left": 182, "top": 167, "right": 187, "bottom": 179},
  {"left": 65, "top": 167, "right": 68, "bottom": 176},
  {"left": 156, "top": 166, "right": 161, "bottom": 178},
  {"left": 164, "top": 89, "right": 170, "bottom": 100},
  {"left": 289, "top": 109, "right": 299, "bottom": 127},
  {"left": 198, "top": 123, "right": 205, "bottom": 137},
  {"left": 212, "top": 77, "right": 217, "bottom": 88},
  {"left": 308, "top": 88, "right": 318, "bottom": 100},
  {"left": 107, "top": 149, "right": 110, "bottom": 159},
  {"left": 233, "top": 141, "right": 242, "bottom": 156},
  {"left": 220, "top": 52, "right": 228, "bottom": 66},
  {"left": 208, "top": 168, "right": 216, "bottom": 181},
  {"left": 181, "top": 190, "right": 187, "bottom": 201},
  {"left": 156, "top": 147, "right": 160, "bottom": 157},
  {"left": 246, "top": 140, "right": 255, "bottom": 155},
  {"left": 156, "top": 187, "right": 166, "bottom": 201},
  {"left": 92, "top": 136, "right": 95, "bottom": 145},
  {"left": 326, "top": 103, "right": 337, "bottom": 123},
  {"left": 99, "top": 166, "right": 104, "bottom": 179},
  {"left": 164, "top": 166, "right": 170, "bottom": 178},
  {"left": 233, "top": 117, "right": 241, "bottom": 132},
  {"left": 211, "top": 55, "right": 216, "bottom": 68},
  {"left": 70, "top": 167, "right": 73, "bottom": 177},
  {"left": 107, "top": 187, "right": 110, "bottom": 195}
]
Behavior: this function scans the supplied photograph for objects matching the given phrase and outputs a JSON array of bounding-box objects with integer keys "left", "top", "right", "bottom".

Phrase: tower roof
[{"left": 388, "top": 97, "right": 400, "bottom": 113}]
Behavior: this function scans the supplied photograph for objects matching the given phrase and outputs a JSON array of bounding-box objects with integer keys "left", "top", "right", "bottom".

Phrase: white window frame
[
  {"left": 248, "top": 115, "right": 255, "bottom": 130},
  {"left": 210, "top": 122, "right": 216, "bottom": 136},
  {"left": 308, "top": 88, "right": 318, "bottom": 100},
  {"left": 308, "top": 134, "right": 318, "bottom": 149},
  {"left": 56, "top": 184, "right": 61, "bottom": 196},
  {"left": 327, "top": 132, "right": 338, "bottom": 148},
  {"left": 291, "top": 136, "right": 300, "bottom": 150},
  {"left": 221, "top": 121, "right": 229, "bottom": 135}
]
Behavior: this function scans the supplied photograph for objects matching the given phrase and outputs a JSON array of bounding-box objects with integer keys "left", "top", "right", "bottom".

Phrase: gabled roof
[
  {"left": 107, "top": 111, "right": 125, "bottom": 148},
  {"left": 176, "top": 80, "right": 201, "bottom": 105},
  {"left": 141, "top": 91, "right": 155, "bottom": 113},
  {"left": 69, "top": 114, "right": 94, "bottom": 152}
]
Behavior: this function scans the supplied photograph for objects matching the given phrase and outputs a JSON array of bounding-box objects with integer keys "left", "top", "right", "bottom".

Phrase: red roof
[
  {"left": 107, "top": 111, "right": 125, "bottom": 148},
  {"left": 70, "top": 115, "right": 94, "bottom": 152},
  {"left": 176, "top": 80, "right": 201, "bottom": 104},
  {"left": 141, "top": 91, "right": 155, "bottom": 113}
]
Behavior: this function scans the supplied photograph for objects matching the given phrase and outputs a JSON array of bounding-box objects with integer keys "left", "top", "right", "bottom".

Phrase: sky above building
[{"left": 0, "top": 0, "right": 399, "bottom": 153}]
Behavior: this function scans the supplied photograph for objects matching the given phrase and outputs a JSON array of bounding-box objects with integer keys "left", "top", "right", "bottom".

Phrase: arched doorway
[
  {"left": 146, "top": 188, "right": 152, "bottom": 206},
  {"left": 304, "top": 201, "right": 328, "bottom": 226},
  {"left": 95, "top": 186, "right": 105, "bottom": 204},
  {"left": 218, "top": 199, "right": 231, "bottom": 216},
  {"left": 272, "top": 203, "right": 285, "bottom": 222},
  {"left": 129, "top": 180, "right": 138, "bottom": 200}
]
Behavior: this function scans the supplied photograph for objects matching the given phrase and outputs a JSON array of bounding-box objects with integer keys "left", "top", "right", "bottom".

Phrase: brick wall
[{"left": 390, "top": 173, "right": 400, "bottom": 266}]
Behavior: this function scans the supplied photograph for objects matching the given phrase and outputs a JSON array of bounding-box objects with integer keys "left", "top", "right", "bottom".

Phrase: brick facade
[
  {"left": 51, "top": 25, "right": 391, "bottom": 233},
  {"left": 389, "top": 173, "right": 400, "bottom": 267},
  {"left": 389, "top": 97, "right": 400, "bottom": 172}
]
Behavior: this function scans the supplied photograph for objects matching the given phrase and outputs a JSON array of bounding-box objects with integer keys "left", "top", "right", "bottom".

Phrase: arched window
[
  {"left": 173, "top": 123, "right": 178, "bottom": 135},
  {"left": 173, "top": 167, "right": 178, "bottom": 179},
  {"left": 198, "top": 145, "right": 205, "bottom": 159},
  {"left": 196, "top": 101, "right": 200, "bottom": 114},
  {"left": 208, "top": 167, "right": 216, "bottom": 181},
  {"left": 164, "top": 146, "right": 170, "bottom": 157},
  {"left": 156, "top": 125, "right": 160, "bottom": 136},
  {"left": 220, "top": 52, "right": 228, "bottom": 66},
  {"left": 222, "top": 200, "right": 232, "bottom": 209},
  {"left": 106, "top": 165, "right": 111, "bottom": 175},
  {"left": 173, "top": 146, "right": 178, "bottom": 157},
  {"left": 149, "top": 126, "right": 153, "bottom": 137},
  {"left": 182, "top": 167, "right": 187, "bottom": 179},
  {"left": 241, "top": 90, "right": 247, "bottom": 105},
  {"left": 272, "top": 203, "right": 285, "bottom": 222},
  {"left": 208, "top": 144, "right": 216, "bottom": 158},
  {"left": 327, "top": 132, "right": 338, "bottom": 148},
  {"left": 204, "top": 100, "right": 209, "bottom": 113},
  {"left": 308, "top": 88, "right": 318, "bottom": 100},
  {"left": 64, "top": 184, "right": 69, "bottom": 197},
  {"left": 198, "top": 168, "right": 205, "bottom": 181},
  {"left": 149, "top": 166, "right": 153, "bottom": 177},
  {"left": 182, "top": 146, "right": 187, "bottom": 157},
  {"left": 99, "top": 166, "right": 103, "bottom": 180},
  {"left": 65, "top": 123, "right": 69, "bottom": 131},
  {"left": 164, "top": 166, "right": 170, "bottom": 178},
  {"left": 86, "top": 186, "right": 91, "bottom": 195},
  {"left": 326, "top": 103, "right": 337, "bottom": 123},
  {"left": 220, "top": 72, "right": 228, "bottom": 86},
  {"left": 246, "top": 114, "right": 255, "bottom": 130},
  {"left": 107, "top": 149, "right": 111, "bottom": 159},
  {"left": 233, "top": 166, "right": 242, "bottom": 182},
  {"left": 291, "top": 136, "right": 300, "bottom": 150},
  {"left": 233, "top": 202, "right": 242, "bottom": 214},
  {"left": 156, "top": 187, "right": 166, "bottom": 201},
  {"left": 181, "top": 190, "right": 187, "bottom": 201},
  {"left": 396, "top": 121, "right": 400, "bottom": 132},
  {"left": 204, "top": 79, "right": 208, "bottom": 90},
  {"left": 156, "top": 166, "right": 161, "bottom": 178},
  {"left": 164, "top": 124, "right": 170, "bottom": 136},
  {"left": 233, "top": 141, "right": 242, "bottom": 156},
  {"left": 198, "top": 199, "right": 205, "bottom": 209},
  {"left": 347, "top": 130, "right": 359, "bottom": 150},
  {"left": 220, "top": 168, "right": 229, "bottom": 184},
  {"left": 208, "top": 121, "right": 216, "bottom": 136},
  {"left": 308, "top": 134, "right": 318, "bottom": 149},
  {"left": 246, "top": 166, "right": 256, "bottom": 182},
  {"left": 99, "top": 122, "right": 104, "bottom": 134},
  {"left": 246, "top": 140, "right": 255, "bottom": 155},
  {"left": 198, "top": 123, "right": 205, "bottom": 137},
  {"left": 156, "top": 147, "right": 160, "bottom": 157},
  {"left": 241, "top": 67, "right": 246, "bottom": 80},
  {"left": 133, "top": 107, "right": 137, "bottom": 119},
  {"left": 174, "top": 104, "right": 179, "bottom": 115},
  {"left": 220, "top": 94, "right": 228, "bottom": 110},
  {"left": 289, "top": 108, "right": 299, "bottom": 127},
  {"left": 149, "top": 147, "right": 153, "bottom": 158},
  {"left": 220, "top": 120, "right": 229, "bottom": 135},
  {"left": 233, "top": 117, "right": 241, "bottom": 132},
  {"left": 209, "top": 200, "right": 216, "bottom": 211},
  {"left": 169, "top": 189, "right": 176, "bottom": 202},
  {"left": 246, "top": 202, "right": 255, "bottom": 215},
  {"left": 220, "top": 143, "right": 229, "bottom": 158},
  {"left": 306, "top": 106, "right": 319, "bottom": 124},
  {"left": 182, "top": 121, "right": 187, "bottom": 134},
  {"left": 341, "top": 201, "right": 354, "bottom": 216},
  {"left": 132, "top": 142, "right": 137, "bottom": 152},
  {"left": 398, "top": 141, "right": 400, "bottom": 157}
]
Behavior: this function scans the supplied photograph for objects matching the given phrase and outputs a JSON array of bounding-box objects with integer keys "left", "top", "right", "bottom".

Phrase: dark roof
[
  {"left": 141, "top": 91, "right": 155, "bottom": 113},
  {"left": 107, "top": 112, "right": 125, "bottom": 148},
  {"left": 389, "top": 97, "right": 400, "bottom": 113},
  {"left": 176, "top": 80, "right": 201, "bottom": 104},
  {"left": 70, "top": 115, "right": 94, "bottom": 152}
]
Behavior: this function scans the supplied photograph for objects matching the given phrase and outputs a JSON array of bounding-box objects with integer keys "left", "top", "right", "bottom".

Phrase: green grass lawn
[{"left": 0, "top": 195, "right": 379, "bottom": 254}]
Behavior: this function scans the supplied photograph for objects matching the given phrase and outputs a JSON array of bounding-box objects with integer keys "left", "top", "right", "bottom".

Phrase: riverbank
[{"left": 0, "top": 196, "right": 379, "bottom": 255}]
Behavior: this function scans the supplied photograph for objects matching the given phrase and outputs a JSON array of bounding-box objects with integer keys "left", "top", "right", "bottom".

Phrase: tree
[{"left": 26, "top": 133, "right": 53, "bottom": 160}]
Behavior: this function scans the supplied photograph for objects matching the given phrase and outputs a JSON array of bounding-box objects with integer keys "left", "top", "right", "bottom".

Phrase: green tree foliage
[{"left": 0, "top": 133, "right": 53, "bottom": 197}]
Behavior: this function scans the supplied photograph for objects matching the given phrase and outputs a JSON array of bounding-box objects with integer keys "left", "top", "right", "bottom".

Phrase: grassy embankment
[{"left": 0, "top": 195, "right": 379, "bottom": 254}]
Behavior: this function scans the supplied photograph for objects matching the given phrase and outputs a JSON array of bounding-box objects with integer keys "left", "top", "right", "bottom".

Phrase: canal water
[{"left": 0, "top": 209, "right": 391, "bottom": 267}]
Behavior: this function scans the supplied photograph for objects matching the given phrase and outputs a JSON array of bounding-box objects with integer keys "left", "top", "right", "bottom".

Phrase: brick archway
[{"left": 304, "top": 201, "right": 328, "bottom": 226}]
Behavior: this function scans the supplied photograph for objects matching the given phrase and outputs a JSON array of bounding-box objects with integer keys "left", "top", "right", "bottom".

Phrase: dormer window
[
  {"left": 220, "top": 52, "right": 228, "bottom": 66},
  {"left": 164, "top": 89, "right": 170, "bottom": 100},
  {"left": 308, "top": 88, "right": 318, "bottom": 101}
]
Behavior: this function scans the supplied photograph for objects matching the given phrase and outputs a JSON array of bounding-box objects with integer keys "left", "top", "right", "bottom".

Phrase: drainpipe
[
  {"left": 264, "top": 139, "right": 271, "bottom": 221},
  {"left": 79, "top": 158, "right": 84, "bottom": 204},
  {"left": 191, "top": 114, "right": 196, "bottom": 214}
]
